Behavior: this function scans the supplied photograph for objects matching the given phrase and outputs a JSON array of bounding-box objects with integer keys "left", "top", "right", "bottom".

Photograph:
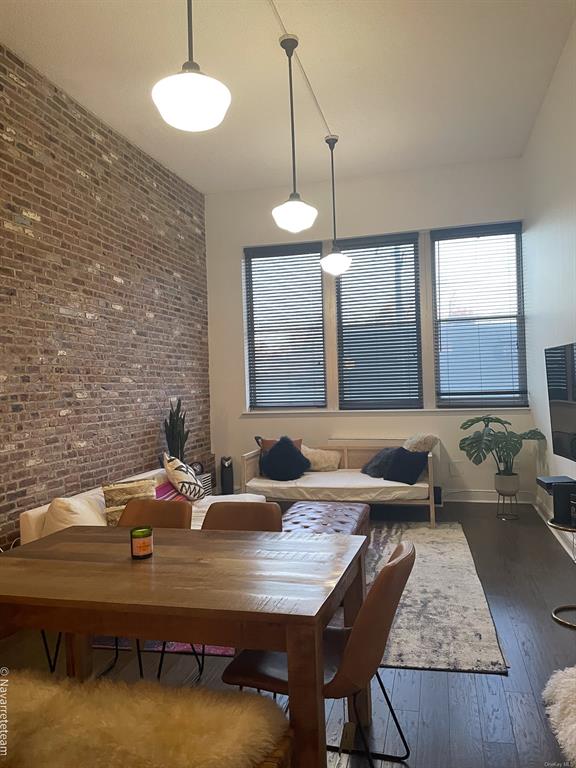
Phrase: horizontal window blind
[
  {"left": 545, "top": 345, "right": 570, "bottom": 400},
  {"left": 336, "top": 233, "right": 422, "bottom": 409},
  {"left": 545, "top": 344, "right": 576, "bottom": 401},
  {"left": 431, "top": 222, "right": 527, "bottom": 408},
  {"left": 244, "top": 243, "right": 326, "bottom": 408}
]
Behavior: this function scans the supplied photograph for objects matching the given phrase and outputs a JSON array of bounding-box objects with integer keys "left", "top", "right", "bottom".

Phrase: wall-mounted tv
[{"left": 545, "top": 342, "right": 576, "bottom": 461}]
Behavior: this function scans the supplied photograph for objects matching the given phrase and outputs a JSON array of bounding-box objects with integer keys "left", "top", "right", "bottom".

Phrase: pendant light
[
  {"left": 152, "top": 0, "right": 231, "bottom": 132},
  {"left": 272, "top": 35, "right": 318, "bottom": 233},
  {"left": 320, "top": 135, "right": 351, "bottom": 276}
]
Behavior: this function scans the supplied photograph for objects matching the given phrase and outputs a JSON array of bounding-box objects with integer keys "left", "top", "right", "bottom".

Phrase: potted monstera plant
[{"left": 459, "top": 415, "right": 545, "bottom": 496}]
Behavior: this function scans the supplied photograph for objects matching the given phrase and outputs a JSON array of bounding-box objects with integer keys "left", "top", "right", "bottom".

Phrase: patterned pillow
[
  {"left": 102, "top": 478, "right": 157, "bottom": 526},
  {"left": 163, "top": 454, "right": 206, "bottom": 501}
]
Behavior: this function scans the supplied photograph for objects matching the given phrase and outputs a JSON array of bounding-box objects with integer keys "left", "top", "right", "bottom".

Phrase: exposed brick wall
[{"left": 0, "top": 44, "right": 212, "bottom": 547}]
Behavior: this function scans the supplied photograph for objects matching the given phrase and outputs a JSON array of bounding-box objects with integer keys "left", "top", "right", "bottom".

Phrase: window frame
[
  {"left": 243, "top": 241, "right": 327, "bottom": 410},
  {"left": 335, "top": 232, "right": 423, "bottom": 410},
  {"left": 430, "top": 221, "right": 528, "bottom": 409},
  {"left": 242, "top": 222, "right": 529, "bottom": 414}
]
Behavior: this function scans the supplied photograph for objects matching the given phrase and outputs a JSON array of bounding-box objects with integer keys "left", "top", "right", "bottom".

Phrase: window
[
  {"left": 431, "top": 222, "right": 527, "bottom": 408},
  {"left": 244, "top": 243, "right": 326, "bottom": 408},
  {"left": 336, "top": 233, "right": 422, "bottom": 409}
]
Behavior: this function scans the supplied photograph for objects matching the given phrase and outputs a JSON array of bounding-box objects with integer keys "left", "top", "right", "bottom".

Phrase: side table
[{"left": 546, "top": 518, "right": 576, "bottom": 630}]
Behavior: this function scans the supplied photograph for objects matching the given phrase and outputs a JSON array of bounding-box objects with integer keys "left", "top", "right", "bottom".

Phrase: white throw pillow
[
  {"left": 403, "top": 433, "right": 439, "bottom": 453},
  {"left": 163, "top": 454, "right": 206, "bottom": 500},
  {"left": 42, "top": 492, "right": 107, "bottom": 537},
  {"left": 301, "top": 445, "right": 341, "bottom": 472}
]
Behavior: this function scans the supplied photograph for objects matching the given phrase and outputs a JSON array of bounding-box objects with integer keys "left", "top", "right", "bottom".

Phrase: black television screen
[{"left": 545, "top": 343, "right": 576, "bottom": 461}]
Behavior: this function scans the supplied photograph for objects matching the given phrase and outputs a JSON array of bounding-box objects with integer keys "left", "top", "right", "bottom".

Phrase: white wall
[
  {"left": 206, "top": 158, "right": 539, "bottom": 499},
  {"left": 523, "top": 22, "right": 576, "bottom": 517}
]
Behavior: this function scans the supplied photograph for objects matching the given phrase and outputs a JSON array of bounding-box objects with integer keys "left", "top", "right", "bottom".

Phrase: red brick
[{"left": 0, "top": 44, "right": 212, "bottom": 547}]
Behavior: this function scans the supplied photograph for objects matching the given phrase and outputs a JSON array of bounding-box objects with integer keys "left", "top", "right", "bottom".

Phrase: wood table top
[{"left": 0, "top": 526, "right": 367, "bottom": 625}]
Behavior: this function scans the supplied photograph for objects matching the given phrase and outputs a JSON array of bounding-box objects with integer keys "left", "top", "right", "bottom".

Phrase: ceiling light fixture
[
  {"left": 152, "top": 0, "right": 231, "bottom": 132},
  {"left": 272, "top": 35, "right": 318, "bottom": 233},
  {"left": 320, "top": 135, "right": 351, "bottom": 276}
]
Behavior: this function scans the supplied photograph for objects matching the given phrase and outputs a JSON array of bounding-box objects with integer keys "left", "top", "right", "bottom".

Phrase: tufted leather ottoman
[{"left": 282, "top": 501, "right": 370, "bottom": 537}]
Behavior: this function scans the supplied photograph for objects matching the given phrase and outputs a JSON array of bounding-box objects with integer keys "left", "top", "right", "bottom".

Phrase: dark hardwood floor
[{"left": 1, "top": 502, "right": 574, "bottom": 768}]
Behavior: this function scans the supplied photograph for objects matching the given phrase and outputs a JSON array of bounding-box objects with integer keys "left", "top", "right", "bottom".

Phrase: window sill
[{"left": 241, "top": 407, "right": 532, "bottom": 418}]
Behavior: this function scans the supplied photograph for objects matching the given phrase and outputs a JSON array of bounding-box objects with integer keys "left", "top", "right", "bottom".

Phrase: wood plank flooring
[{"left": 0, "top": 501, "right": 574, "bottom": 767}]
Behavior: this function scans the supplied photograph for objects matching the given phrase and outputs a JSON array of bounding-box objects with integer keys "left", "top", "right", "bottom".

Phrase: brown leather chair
[
  {"left": 118, "top": 497, "right": 192, "bottom": 529},
  {"left": 117, "top": 498, "right": 194, "bottom": 680},
  {"left": 38, "top": 498, "right": 193, "bottom": 676},
  {"left": 222, "top": 541, "right": 416, "bottom": 767},
  {"left": 201, "top": 502, "right": 282, "bottom": 532}
]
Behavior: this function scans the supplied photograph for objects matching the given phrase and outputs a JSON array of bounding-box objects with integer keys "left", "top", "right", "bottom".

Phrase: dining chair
[
  {"left": 201, "top": 501, "right": 283, "bottom": 532},
  {"left": 154, "top": 501, "right": 284, "bottom": 681},
  {"left": 113, "top": 498, "right": 194, "bottom": 679},
  {"left": 36, "top": 499, "right": 193, "bottom": 676},
  {"left": 118, "top": 497, "right": 192, "bottom": 529},
  {"left": 221, "top": 540, "right": 416, "bottom": 767}
]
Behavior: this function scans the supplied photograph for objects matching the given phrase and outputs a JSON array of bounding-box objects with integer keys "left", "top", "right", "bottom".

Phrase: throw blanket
[{"left": 155, "top": 480, "right": 188, "bottom": 503}]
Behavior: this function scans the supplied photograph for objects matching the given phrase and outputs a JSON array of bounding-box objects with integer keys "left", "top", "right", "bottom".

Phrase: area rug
[
  {"left": 369, "top": 522, "right": 507, "bottom": 674},
  {"left": 92, "top": 637, "right": 234, "bottom": 657},
  {"left": 543, "top": 665, "right": 576, "bottom": 763},
  {"left": 95, "top": 522, "right": 506, "bottom": 675}
]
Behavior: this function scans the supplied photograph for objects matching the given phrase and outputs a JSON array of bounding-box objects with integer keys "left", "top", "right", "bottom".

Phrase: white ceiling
[{"left": 1, "top": 0, "right": 574, "bottom": 194}]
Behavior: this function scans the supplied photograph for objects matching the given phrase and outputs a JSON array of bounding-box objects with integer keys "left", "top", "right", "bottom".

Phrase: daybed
[{"left": 242, "top": 439, "right": 437, "bottom": 527}]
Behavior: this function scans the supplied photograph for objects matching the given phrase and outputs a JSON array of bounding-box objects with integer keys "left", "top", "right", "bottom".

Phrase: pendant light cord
[
  {"left": 287, "top": 51, "right": 297, "bottom": 195},
  {"left": 329, "top": 143, "right": 337, "bottom": 242},
  {"left": 187, "top": 0, "right": 194, "bottom": 63},
  {"left": 268, "top": 0, "right": 333, "bottom": 136}
]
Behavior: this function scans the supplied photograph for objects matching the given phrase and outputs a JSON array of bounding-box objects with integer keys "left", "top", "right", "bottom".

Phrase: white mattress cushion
[{"left": 246, "top": 469, "right": 429, "bottom": 502}]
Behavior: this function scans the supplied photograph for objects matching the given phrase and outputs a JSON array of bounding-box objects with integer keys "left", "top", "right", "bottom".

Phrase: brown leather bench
[{"left": 282, "top": 501, "right": 370, "bottom": 537}]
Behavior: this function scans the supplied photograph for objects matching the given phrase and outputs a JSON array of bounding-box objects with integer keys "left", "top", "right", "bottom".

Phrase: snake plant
[{"left": 164, "top": 398, "right": 189, "bottom": 460}]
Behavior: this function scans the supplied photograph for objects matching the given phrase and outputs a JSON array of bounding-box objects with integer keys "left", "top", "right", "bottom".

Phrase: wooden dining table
[{"left": 0, "top": 526, "right": 369, "bottom": 768}]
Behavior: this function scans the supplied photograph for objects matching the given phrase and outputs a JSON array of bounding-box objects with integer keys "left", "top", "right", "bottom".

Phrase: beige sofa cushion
[{"left": 43, "top": 492, "right": 107, "bottom": 537}]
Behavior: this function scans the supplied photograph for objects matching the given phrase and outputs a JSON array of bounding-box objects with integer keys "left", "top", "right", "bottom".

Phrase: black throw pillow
[
  {"left": 384, "top": 447, "right": 428, "bottom": 485},
  {"left": 361, "top": 447, "right": 398, "bottom": 478},
  {"left": 260, "top": 436, "right": 311, "bottom": 481}
]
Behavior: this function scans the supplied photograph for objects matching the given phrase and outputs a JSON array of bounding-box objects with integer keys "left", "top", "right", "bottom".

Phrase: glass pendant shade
[
  {"left": 320, "top": 249, "right": 352, "bottom": 276},
  {"left": 152, "top": 70, "right": 231, "bottom": 132},
  {"left": 272, "top": 194, "right": 318, "bottom": 234}
]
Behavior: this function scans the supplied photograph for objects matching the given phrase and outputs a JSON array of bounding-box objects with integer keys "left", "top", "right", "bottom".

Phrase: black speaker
[
  {"left": 552, "top": 482, "right": 576, "bottom": 528},
  {"left": 220, "top": 456, "right": 234, "bottom": 495}
]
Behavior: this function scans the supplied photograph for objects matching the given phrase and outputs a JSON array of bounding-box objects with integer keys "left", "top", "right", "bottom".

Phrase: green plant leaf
[
  {"left": 459, "top": 430, "right": 495, "bottom": 465},
  {"left": 460, "top": 415, "right": 512, "bottom": 431},
  {"left": 493, "top": 431, "right": 522, "bottom": 461},
  {"left": 519, "top": 429, "right": 546, "bottom": 441}
]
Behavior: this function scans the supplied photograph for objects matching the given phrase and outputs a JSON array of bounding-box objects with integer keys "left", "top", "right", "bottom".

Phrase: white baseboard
[
  {"left": 443, "top": 488, "right": 535, "bottom": 504},
  {"left": 533, "top": 496, "right": 575, "bottom": 561}
]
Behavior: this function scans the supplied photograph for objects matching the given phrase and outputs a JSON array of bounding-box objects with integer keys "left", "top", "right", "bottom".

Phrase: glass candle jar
[{"left": 130, "top": 526, "right": 153, "bottom": 560}]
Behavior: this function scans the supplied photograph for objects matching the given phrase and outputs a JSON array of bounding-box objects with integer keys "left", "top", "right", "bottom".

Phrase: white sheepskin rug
[
  {"left": 543, "top": 665, "right": 576, "bottom": 763},
  {"left": 4, "top": 670, "right": 288, "bottom": 768}
]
